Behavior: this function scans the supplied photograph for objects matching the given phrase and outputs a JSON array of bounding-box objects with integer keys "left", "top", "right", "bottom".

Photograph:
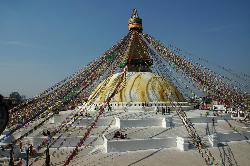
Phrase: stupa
[
  {"left": 89, "top": 9, "right": 185, "bottom": 105},
  {"left": 1, "top": 9, "right": 250, "bottom": 166}
]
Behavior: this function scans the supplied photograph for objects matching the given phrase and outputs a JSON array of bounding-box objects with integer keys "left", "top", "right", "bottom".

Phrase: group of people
[
  {"left": 113, "top": 130, "right": 127, "bottom": 139},
  {"left": 155, "top": 107, "right": 171, "bottom": 115},
  {"left": 7, "top": 142, "right": 35, "bottom": 166}
]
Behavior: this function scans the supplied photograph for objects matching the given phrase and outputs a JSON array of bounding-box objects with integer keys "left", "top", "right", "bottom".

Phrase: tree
[
  {"left": 9, "top": 91, "right": 22, "bottom": 103},
  {"left": 0, "top": 94, "right": 9, "bottom": 135},
  {"left": 21, "top": 95, "right": 26, "bottom": 101},
  {"left": 0, "top": 94, "right": 3, "bottom": 103}
]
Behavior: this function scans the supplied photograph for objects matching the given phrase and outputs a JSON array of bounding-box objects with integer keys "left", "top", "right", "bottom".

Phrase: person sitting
[
  {"left": 114, "top": 131, "right": 121, "bottom": 138},
  {"left": 120, "top": 133, "right": 127, "bottom": 139}
]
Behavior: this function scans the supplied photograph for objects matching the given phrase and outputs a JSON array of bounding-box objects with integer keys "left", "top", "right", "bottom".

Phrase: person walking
[{"left": 9, "top": 144, "right": 14, "bottom": 166}]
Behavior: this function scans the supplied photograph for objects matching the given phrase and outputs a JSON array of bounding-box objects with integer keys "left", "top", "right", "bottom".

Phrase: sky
[{"left": 0, "top": 0, "right": 249, "bottom": 98}]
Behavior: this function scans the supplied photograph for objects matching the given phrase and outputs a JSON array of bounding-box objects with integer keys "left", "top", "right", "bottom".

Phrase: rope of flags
[
  {"left": 143, "top": 33, "right": 247, "bottom": 109},
  {"left": 3, "top": 33, "right": 131, "bottom": 150},
  {"left": 63, "top": 66, "right": 128, "bottom": 166},
  {"left": 152, "top": 57, "right": 218, "bottom": 165}
]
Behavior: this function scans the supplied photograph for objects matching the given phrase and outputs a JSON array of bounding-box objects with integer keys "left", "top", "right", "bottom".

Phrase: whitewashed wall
[
  {"left": 217, "top": 131, "right": 250, "bottom": 142},
  {"left": 120, "top": 118, "right": 164, "bottom": 128},
  {"left": 73, "top": 118, "right": 114, "bottom": 127},
  {"left": 32, "top": 136, "right": 100, "bottom": 149},
  {"left": 106, "top": 137, "right": 176, "bottom": 152}
]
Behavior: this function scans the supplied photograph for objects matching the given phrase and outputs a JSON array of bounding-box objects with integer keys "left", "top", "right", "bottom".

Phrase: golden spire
[{"left": 128, "top": 9, "right": 143, "bottom": 32}]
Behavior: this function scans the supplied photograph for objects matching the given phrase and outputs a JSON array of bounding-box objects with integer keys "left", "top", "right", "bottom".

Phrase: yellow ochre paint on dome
[{"left": 88, "top": 72, "right": 185, "bottom": 103}]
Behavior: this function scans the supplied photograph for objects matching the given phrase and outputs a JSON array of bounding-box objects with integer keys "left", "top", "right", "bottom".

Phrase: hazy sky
[{"left": 0, "top": 0, "right": 249, "bottom": 97}]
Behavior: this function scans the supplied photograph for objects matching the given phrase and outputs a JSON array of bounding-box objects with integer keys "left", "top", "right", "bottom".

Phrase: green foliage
[{"left": 9, "top": 92, "right": 22, "bottom": 101}]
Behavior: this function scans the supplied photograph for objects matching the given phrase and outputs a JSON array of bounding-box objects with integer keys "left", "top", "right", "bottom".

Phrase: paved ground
[
  {"left": 1, "top": 109, "right": 250, "bottom": 166},
  {"left": 25, "top": 141, "right": 250, "bottom": 166}
]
